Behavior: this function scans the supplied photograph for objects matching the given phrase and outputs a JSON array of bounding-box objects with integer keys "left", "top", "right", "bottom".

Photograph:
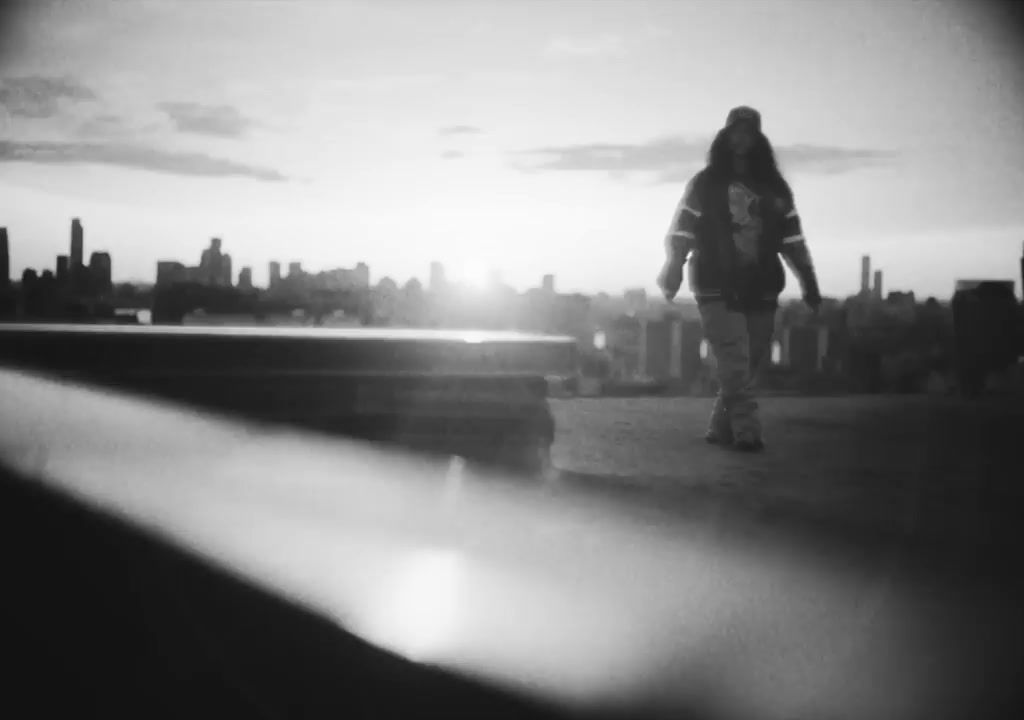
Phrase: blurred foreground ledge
[{"left": 1, "top": 366, "right": 1022, "bottom": 720}]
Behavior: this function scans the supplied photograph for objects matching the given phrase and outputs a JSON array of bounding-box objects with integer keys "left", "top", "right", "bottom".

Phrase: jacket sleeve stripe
[{"left": 664, "top": 174, "right": 703, "bottom": 258}]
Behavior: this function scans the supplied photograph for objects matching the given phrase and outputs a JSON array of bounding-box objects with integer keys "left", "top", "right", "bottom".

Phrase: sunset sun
[{"left": 457, "top": 261, "right": 492, "bottom": 291}]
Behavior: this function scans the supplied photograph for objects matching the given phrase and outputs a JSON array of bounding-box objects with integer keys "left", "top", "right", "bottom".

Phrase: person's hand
[
  {"left": 658, "top": 258, "right": 684, "bottom": 302},
  {"left": 804, "top": 289, "right": 822, "bottom": 314}
]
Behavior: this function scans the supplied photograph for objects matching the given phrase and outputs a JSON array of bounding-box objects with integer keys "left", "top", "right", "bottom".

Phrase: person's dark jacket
[{"left": 659, "top": 168, "right": 821, "bottom": 312}]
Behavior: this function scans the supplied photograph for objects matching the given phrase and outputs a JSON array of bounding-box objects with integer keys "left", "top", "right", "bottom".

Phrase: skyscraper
[
  {"left": 873, "top": 270, "right": 883, "bottom": 302},
  {"left": 70, "top": 218, "right": 84, "bottom": 269},
  {"left": 0, "top": 227, "right": 9, "bottom": 286},
  {"left": 542, "top": 274, "right": 555, "bottom": 294},
  {"left": 200, "top": 238, "right": 225, "bottom": 286},
  {"left": 429, "top": 261, "right": 446, "bottom": 294},
  {"left": 221, "top": 253, "right": 233, "bottom": 287},
  {"left": 269, "top": 261, "right": 282, "bottom": 288},
  {"left": 860, "top": 255, "right": 870, "bottom": 296},
  {"left": 238, "top": 267, "right": 253, "bottom": 290},
  {"left": 288, "top": 261, "right": 302, "bottom": 278},
  {"left": 89, "top": 252, "right": 112, "bottom": 295}
]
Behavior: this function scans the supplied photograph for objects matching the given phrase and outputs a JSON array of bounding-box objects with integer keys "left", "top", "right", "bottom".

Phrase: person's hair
[{"left": 706, "top": 127, "right": 793, "bottom": 204}]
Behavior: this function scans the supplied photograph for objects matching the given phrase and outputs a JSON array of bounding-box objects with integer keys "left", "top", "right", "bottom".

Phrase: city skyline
[
  {"left": 3, "top": 217, "right": 1021, "bottom": 303},
  {"left": 1, "top": 1, "right": 1023, "bottom": 299},
  {"left": 3, "top": 219, "right": 565, "bottom": 298},
  {"left": 3, "top": 216, "right": 114, "bottom": 293}
]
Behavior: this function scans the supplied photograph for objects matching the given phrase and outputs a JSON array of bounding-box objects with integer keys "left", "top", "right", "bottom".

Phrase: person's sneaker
[{"left": 734, "top": 437, "right": 765, "bottom": 453}]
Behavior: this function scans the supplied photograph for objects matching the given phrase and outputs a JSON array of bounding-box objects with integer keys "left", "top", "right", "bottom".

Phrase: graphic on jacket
[{"left": 727, "top": 181, "right": 762, "bottom": 267}]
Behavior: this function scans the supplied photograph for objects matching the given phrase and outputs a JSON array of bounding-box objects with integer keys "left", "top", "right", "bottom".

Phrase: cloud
[
  {"left": 439, "top": 125, "right": 482, "bottom": 137},
  {"left": 0, "top": 75, "right": 97, "bottom": 119},
  {"left": 544, "top": 34, "right": 626, "bottom": 59},
  {"left": 441, "top": 150, "right": 465, "bottom": 160},
  {"left": 329, "top": 73, "right": 445, "bottom": 92},
  {"left": 157, "top": 101, "right": 254, "bottom": 138},
  {"left": 0, "top": 140, "right": 286, "bottom": 182},
  {"left": 76, "top": 113, "right": 127, "bottom": 139},
  {"left": 515, "top": 136, "right": 898, "bottom": 182},
  {"left": 774, "top": 144, "right": 900, "bottom": 175}
]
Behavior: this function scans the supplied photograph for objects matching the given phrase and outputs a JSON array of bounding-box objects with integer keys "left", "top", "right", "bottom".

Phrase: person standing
[{"left": 658, "top": 106, "right": 822, "bottom": 451}]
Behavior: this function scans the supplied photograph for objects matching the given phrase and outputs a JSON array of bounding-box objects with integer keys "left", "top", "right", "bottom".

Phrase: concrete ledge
[{"left": 0, "top": 324, "right": 574, "bottom": 474}]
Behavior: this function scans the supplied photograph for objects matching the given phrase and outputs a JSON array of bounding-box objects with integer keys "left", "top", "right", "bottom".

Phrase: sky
[{"left": 1, "top": 0, "right": 1023, "bottom": 300}]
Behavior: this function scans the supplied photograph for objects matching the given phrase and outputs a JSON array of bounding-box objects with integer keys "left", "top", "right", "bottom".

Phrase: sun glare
[
  {"left": 364, "top": 548, "right": 464, "bottom": 662},
  {"left": 458, "top": 261, "right": 492, "bottom": 291}
]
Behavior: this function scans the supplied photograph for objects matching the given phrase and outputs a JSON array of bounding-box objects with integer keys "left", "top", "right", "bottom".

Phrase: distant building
[
  {"left": 623, "top": 288, "right": 648, "bottom": 317},
  {"left": 269, "top": 261, "right": 282, "bottom": 289},
  {"left": 884, "top": 290, "right": 917, "bottom": 324},
  {"left": 644, "top": 317, "right": 672, "bottom": 380},
  {"left": 221, "top": 253, "right": 233, "bottom": 288},
  {"left": 873, "top": 270, "right": 883, "bottom": 302},
  {"left": 542, "top": 274, "right": 555, "bottom": 294},
  {"left": 782, "top": 325, "right": 829, "bottom": 374},
  {"left": 70, "top": 218, "right": 84, "bottom": 270},
  {"left": 429, "top": 261, "right": 446, "bottom": 294},
  {"left": 304, "top": 264, "right": 371, "bottom": 293},
  {"left": 887, "top": 290, "right": 916, "bottom": 304},
  {"left": 89, "top": 252, "right": 112, "bottom": 295},
  {"left": 69, "top": 218, "right": 87, "bottom": 291},
  {"left": 165, "top": 238, "right": 241, "bottom": 287},
  {"left": 156, "top": 261, "right": 186, "bottom": 287},
  {"left": 0, "top": 227, "right": 9, "bottom": 286},
  {"left": 397, "top": 278, "right": 426, "bottom": 325},
  {"left": 56, "top": 255, "right": 70, "bottom": 285},
  {"left": 637, "top": 315, "right": 704, "bottom": 387},
  {"left": 238, "top": 266, "right": 253, "bottom": 290},
  {"left": 546, "top": 292, "right": 592, "bottom": 344},
  {"left": 354, "top": 262, "right": 370, "bottom": 289},
  {"left": 372, "top": 277, "right": 400, "bottom": 323},
  {"left": 860, "top": 255, "right": 870, "bottom": 296},
  {"left": 630, "top": 315, "right": 704, "bottom": 385},
  {"left": 606, "top": 314, "right": 644, "bottom": 379},
  {"left": 312, "top": 269, "right": 341, "bottom": 292},
  {"left": 951, "top": 280, "right": 1019, "bottom": 394},
  {"left": 678, "top": 319, "right": 704, "bottom": 388},
  {"left": 955, "top": 280, "right": 1008, "bottom": 293},
  {"left": 288, "top": 261, "right": 302, "bottom": 278},
  {"left": 199, "top": 238, "right": 227, "bottom": 286}
]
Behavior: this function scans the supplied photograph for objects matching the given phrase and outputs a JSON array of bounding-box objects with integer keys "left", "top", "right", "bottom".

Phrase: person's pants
[{"left": 698, "top": 301, "right": 776, "bottom": 442}]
